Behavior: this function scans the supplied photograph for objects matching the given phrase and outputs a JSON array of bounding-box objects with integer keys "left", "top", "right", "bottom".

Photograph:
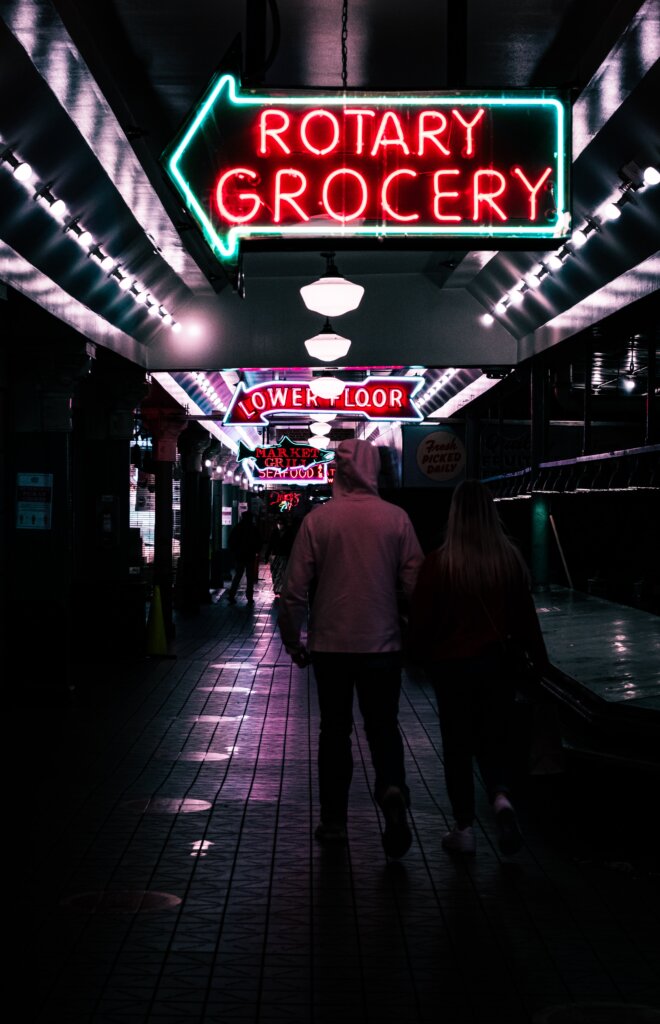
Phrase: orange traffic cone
[{"left": 146, "top": 584, "right": 168, "bottom": 656}]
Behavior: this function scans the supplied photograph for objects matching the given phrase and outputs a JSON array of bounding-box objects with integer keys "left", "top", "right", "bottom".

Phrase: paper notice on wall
[{"left": 16, "top": 472, "right": 53, "bottom": 529}]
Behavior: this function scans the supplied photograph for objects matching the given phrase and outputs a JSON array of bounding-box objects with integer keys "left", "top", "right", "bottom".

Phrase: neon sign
[
  {"left": 237, "top": 437, "right": 335, "bottom": 473},
  {"left": 256, "top": 463, "right": 329, "bottom": 484},
  {"left": 224, "top": 377, "right": 423, "bottom": 425},
  {"left": 163, "top": 74, "right": 570, "bottom": 260},
  {"left": 268, "top": 491, "right": 301, "bottom": 512}
]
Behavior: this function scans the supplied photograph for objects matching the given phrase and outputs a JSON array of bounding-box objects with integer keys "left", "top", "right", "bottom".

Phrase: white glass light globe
[
  {"left": 308, "top": 376, "right": 345, "bottom": 400},
  {"left": 300, "top": 276, "right": 364, "bottom": 317},
  {"left": 304, "top": 330, "right": 351, "bottom": 362}
]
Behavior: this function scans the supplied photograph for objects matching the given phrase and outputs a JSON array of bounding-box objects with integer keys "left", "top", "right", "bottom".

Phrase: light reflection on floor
[
  {"left": 60, "top": 890, "right": 182, "bottom": 912},
  {"left": 171, "top": 751, "right": 231, "bottom": 761},
  {"left": 197, "top": 685, "right": 252, "bottom": 693},
  {"left": 121, "top": 798, "right": 213, "bottom": 813}
]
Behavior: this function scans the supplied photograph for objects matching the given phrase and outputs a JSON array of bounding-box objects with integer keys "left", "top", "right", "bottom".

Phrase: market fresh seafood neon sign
[{"left": 164, "top": 74, "right": 570, "bottom": 260}]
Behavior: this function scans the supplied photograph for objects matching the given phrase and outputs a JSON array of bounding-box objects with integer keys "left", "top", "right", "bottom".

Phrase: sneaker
[
  {"left": 442, "top": 825, "right": 476, "bottom": 855},
  {"left": 380, "top": 786, "right": 413, "bottom": 859},
  {"left": 495, "top": 806, "right": 523, "bottom": 855},
  {"left": 314, "top": 821, "right": 348, "bottom": 845}
]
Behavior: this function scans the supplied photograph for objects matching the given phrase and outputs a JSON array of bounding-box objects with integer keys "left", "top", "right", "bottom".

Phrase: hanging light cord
[{"left": 341, "top": 0, "right": 348, "bottom": 90}]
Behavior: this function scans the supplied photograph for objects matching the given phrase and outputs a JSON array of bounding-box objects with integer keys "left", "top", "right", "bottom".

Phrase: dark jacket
[
  {"left": 229, "top": 514, "right": 261, "bottom": 560},
  {"left": 409, "top": 551, "right": 549, "bottom": 668}
]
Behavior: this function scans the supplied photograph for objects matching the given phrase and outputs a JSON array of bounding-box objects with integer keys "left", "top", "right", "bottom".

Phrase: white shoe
[
  {"left": 442, "top": 825, "right": 476, "bottom": 854},
  {"left": 493, "top": 794, "right": 524, "bottom": 855}
]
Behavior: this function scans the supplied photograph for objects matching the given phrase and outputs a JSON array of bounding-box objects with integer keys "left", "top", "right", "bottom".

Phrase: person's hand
[{"left": 286, "top": 643, "right": 310, "bottom": 668}]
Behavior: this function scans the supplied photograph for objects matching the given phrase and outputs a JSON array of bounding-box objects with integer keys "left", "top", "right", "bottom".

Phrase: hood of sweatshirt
[{"left": 332, "top": 439, "right": 380, "bottom": 497}]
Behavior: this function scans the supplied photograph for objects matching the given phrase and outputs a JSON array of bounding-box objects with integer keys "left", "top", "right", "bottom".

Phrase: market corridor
[{"left": 21, "top": 572, "right": 660, "bottom": 1024}]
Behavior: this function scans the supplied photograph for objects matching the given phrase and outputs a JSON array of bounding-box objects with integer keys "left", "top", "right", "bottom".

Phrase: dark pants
[
  {"left": 431, "top": 647, "right": 517, "bottom": 827},
  {"left": 311, "top": 652, "right": 409, "bottom": 825},
  {"left": 227, "top": 556, "right": 257, "bottom": 600}
]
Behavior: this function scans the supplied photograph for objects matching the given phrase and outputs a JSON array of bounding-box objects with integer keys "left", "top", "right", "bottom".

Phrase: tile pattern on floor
[{"left": 20, "top": 576, "right": 660, "bottom": 1024}]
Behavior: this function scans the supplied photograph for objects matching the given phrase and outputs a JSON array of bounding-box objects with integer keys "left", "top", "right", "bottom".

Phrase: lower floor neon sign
[{"left": 225, "top": 377, "right": 423, "bottom": 425}]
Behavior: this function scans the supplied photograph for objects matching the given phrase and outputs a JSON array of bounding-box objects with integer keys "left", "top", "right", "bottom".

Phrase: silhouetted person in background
[
  {"left": 409, "top": 479, "right": 549, "bottom": 856},
  {"left": 278, "top": 439, "right": 424, "bottom": 857},
  {"left": 226, "top": 510, "right": 261, "bottom": 605},
  {"left": 265, "top": 516, "right": 296, "bottom": 596}
]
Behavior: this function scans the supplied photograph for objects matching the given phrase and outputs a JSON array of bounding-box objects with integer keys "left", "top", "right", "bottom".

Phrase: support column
[
  {"left": 73, "top": 352, "right": 149, "bottom": 662},
  {"left": 6, "top": 323, "right": 93, "bottom": 700},
  {"left": 530, "top": 358, "right": 549, "bottom": 591},
  {"left": 198, "top": 440, "right": 221, "bottom": 603},
  {"left": 140, "top": 382, "right": 188, "bottom": 639},
  {"left": 177, "top": 422, "right": 212, "bottom": 616},
  {"left": 221, "top": 481, "right": 237, "bottom": 582},
  {"left": 646, "top": 333, "right": 657, "bottom": 445},
  {"left": 465, "top": 408, "right": 480, "bottom": 479},
  {"left": 582, "top": 338, "right": 593, "bottom": 456}
]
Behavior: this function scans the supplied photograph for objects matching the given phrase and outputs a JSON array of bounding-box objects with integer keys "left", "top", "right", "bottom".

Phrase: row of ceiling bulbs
[
  {"left": 481, "top": 161, "right": 660, "bottom": 324},
  {"left": 1, "top": 146, "right": 181, "bottom": 331}
]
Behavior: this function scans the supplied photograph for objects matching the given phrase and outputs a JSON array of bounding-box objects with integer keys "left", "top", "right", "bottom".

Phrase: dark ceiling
[{"left": 1, "top": 0, "right": 658, "bottom": 442}]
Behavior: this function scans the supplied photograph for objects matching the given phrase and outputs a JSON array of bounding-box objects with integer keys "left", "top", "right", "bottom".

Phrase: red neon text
[
  {"left": 258, "top": 107, "right": 486, "bottom": 158},
  {"left": 216, "top": 165, "right": 553, "bottom": 225}
]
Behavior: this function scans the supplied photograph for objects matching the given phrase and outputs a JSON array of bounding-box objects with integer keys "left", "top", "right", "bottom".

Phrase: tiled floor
[{"left": 20, "top": 573, "right": 660, "bottom": 1024}]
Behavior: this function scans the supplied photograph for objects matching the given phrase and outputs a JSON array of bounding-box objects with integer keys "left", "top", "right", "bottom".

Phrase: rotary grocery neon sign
[
  {"left": 224, "top": 377, "right": 423, "bottom": 425},
  {"left": 163, "top": 74, "right": 570, "bottom": 261}
]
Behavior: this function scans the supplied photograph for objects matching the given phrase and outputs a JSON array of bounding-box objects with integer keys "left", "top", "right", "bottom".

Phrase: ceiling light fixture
[
  {"left": 308, "top": 375, "right": 346, "bottom": 400},
  {"left": 309, "top": 421, "right": 332, "bottom": 436},
  {"left": 484, "top": 160, "right": 659, "bottom": 323},
  {"left": 0, "top": 145, "right": 181, "bottom": 332},
  {"left": 304, "top": 318, "right": 352, "bottom": 361},
  {"left": 300, "top": 252, "right": 364, "bottom": 317},
  {"left": 310, "top": 412, "right": 337, "bottom": 423},
  {"left": 0, "top": 146, "right": 33, "bottom": 183}
]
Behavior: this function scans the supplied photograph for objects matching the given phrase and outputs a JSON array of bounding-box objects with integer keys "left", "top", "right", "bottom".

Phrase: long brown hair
[{"left": 436, "top": 479, "right": 528, "bottom": 595}]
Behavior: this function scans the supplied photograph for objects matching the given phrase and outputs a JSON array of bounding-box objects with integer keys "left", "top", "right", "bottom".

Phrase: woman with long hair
[{"left": 409, "top": 479, "right": 549, "bottom": 855}]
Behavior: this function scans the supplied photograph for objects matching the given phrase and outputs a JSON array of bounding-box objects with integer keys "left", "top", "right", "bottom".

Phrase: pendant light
[
  {"left": 309, "top": 421, "right": 332, "bottom": 436},
  {"left": 300, "top": 252, "right": 364, "bottom": 317},
  {"left": 308, "top": 375, "right": 346, "bottom": 399},
  {"left": 304, "top": 318, "right": 352, "bottom": 361}
]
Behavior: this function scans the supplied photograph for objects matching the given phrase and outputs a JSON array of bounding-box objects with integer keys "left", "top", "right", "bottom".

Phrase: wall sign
[
  {"left": 16, "top": 472, "right": 53, "bottom": 529},
  {"left": 403, "top": 424, "right": 466, "bottom": 487},
  {"left": 224, "top": 377, "right": 423, "bottom": 424},
  {"left": 416, "top": 429, "right": 466, "bottom": 482},
  {"left": 163, "top": 73, "right": 570, "bottom": 261}
]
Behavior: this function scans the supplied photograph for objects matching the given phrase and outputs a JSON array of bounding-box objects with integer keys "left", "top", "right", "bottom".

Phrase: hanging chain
[{"left": 341, "top": 0, "right": 348, "bottom": 90}]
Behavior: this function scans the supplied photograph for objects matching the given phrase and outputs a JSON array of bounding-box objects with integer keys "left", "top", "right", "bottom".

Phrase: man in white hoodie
[{"left": 278, "top": 439, "right": 424, "bottom": 857}]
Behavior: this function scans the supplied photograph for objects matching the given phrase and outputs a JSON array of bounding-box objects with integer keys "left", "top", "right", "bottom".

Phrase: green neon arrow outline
[{"left": 166, "top": 74, "right": 569, "bottom": 262}]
